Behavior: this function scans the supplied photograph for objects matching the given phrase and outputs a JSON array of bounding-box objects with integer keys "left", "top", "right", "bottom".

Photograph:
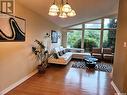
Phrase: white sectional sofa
[{"left": 48, "top": 47, "right": 90, "bottom": 65}]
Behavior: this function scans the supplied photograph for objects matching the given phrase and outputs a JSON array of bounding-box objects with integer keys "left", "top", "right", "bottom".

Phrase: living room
[{"left": 0, "top": 0, "right": 127, "bottom": 95}]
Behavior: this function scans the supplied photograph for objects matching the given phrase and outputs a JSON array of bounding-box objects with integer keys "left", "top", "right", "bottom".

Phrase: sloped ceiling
[{"left": 17, "top": 0, "right": 119, "bottom": 27}]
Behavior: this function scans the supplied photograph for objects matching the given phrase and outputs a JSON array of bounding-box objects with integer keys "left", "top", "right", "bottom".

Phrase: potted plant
[{"left": 32, "top": 40, "right": 48, "bottom": 73}]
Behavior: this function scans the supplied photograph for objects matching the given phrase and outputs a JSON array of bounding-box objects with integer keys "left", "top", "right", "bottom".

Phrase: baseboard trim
[
  {"left": 0, "top": 70, "right": 38, "bottom": 95},
  {"left": 111, "top": 81, "right": 121, "bottom": 95}
]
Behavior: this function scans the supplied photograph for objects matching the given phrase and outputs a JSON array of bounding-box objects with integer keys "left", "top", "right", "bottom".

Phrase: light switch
[{"left": 123, "top": 42, "right": 127, "bottom": 47}]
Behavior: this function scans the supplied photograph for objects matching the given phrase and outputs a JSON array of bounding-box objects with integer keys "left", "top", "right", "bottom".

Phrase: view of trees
[
  {"left": 103, "top": 18, "right": 117, "bottom": 52},
  {"left": 67, "top": 30, "right": 100, "bottom": 51},
  {"left": 67, "top": 30, "right": 81, "bottom": 48},
  {"left": 67, "top": 18, "right": 117, "bottom": 52},
  {"left": 73, "top": 38, "right": 98, "bottom": 52}
]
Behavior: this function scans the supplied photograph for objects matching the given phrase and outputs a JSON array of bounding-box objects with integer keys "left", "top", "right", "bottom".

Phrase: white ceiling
[{"left": 17, "top": 0, "right": 119, "bottom": 27}]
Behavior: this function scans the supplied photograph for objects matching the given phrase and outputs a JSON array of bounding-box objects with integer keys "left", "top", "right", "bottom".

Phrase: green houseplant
[{"left": 32, "top": 40, "right": 48, "bottom": 73}]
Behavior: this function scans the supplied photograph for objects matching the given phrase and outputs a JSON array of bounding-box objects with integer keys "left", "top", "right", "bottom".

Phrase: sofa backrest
[
  {"left": 103, "top": 48, "right": 112, "bottom": 54},
  {"left": 92, "top": 48, "right": 102, "bottom": 54},
  {"left": 54, "top": 47, "right": 64, "bottom": 52}
]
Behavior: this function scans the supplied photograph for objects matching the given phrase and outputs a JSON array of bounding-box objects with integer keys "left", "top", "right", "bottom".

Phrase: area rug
[{"left": 71, "top": 61, "right": 112, "bottom": 73}]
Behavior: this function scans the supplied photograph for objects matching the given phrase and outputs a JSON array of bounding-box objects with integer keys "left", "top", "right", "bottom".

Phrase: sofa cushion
[
  {"left": 58, "top": 51, "right": 63, "bottom": 56},
  {"left": 103, "top": 54, "right": 114, "bottom": 57},
  {"left": 92, "top": 53, "right": 102, "bottom": 56},
  {"left": 72, "top": 53, "right": 91, "bottom": 59},
  {"left": 92, "top": 53, "right": 102, "bottom": 59},
  {"left": 62, "top": 50, "right": 65, "bottom": 54},
  {"left": 48, "top": 57, "right": 67, "bottom": 64},
  {"left": 103, "top": 54, "right": 114, "bottom": 61},
  {"left": 48, "top": 52, "right": 72, "bottom": 65},
  {"left": 103, "top": 48, "right": 112, "bottom": 54},
  {"left": 92, "top": 48, "right": 102, "bottom": 53},
  {"left": 60, "top": 52, "right": 72, "bottom": 61},
  {"left": 52, "top": 53, "right": 59, "bottom": 59}
]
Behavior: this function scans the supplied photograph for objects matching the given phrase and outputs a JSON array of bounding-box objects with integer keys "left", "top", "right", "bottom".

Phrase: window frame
[{"left": 66, "top": 17, "right": 117, "bottom": 50}]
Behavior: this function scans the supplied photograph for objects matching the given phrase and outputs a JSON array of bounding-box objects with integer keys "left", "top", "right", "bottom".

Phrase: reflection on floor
[{"left": 6, "top": 61, "right": 116, "bottom": 95}]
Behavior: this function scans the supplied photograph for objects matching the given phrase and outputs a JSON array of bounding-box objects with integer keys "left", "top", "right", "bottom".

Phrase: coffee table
[{"left": 84, "top": 55, "right": 98, "bottom": 68}]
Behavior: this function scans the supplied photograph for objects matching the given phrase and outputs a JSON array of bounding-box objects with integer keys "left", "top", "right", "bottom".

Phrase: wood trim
[
  {"left": 111, "top": 81, "right": 121, "bottom": 95},
  {"left": 0, "top": 70, "right": 38, "bottom": 95},
  {"left": 100, "top": 18, "right": 104, "bottom": 49},
  {"left": 81, "top": 24, "right": 85, "bottom": 49}
]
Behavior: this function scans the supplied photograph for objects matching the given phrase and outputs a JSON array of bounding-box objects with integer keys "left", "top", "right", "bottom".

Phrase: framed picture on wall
[
  {"left": 0, "top": 12, "right": 26, "bottom": 42},
  {"left": 51, "top": 30, "right": 58, "bottom": 43}
]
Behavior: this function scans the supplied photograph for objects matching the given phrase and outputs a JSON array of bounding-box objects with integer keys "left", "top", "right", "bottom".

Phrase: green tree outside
[{"left": 67, "top": 18, "right": 117, "bottom": 52}]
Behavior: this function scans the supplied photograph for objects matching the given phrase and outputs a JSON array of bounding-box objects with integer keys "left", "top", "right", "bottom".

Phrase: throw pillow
[
  {"left": 53, "top": 53, "right": 59, "bottom": 59},
  {"left": 66, "top": 49, "right": 71, "bottom": 52},
  {"left": 62, "top": 50, "right": 65, "bottom": 54},
  {"left": 58, "top": 51, "right": 63, "bottom": 56},
  {"left": 58, "top": 52, "right": 61, "bottom": 56}
]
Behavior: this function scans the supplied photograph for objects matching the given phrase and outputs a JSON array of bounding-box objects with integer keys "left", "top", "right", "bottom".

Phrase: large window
[
  {"left": 84, "top": 30, "right": 101, "bottom": 52},
  {"left": 104, "top": 18, "right": 117, "bottom": 29},
  {"left": 103, "top": 30, "right": 116, "bottom": 48},
  {"left": 67, "top": 30, "right": 82, "bottom": 48},
  {"left": 103, "top": 18, "right": 117, "bottom": 52},
  {"left": 85, "top": 19, "right": 101, "bottom": 29},
  {"left": 66, "top": 17, "right": 117, "bottom": 52}
]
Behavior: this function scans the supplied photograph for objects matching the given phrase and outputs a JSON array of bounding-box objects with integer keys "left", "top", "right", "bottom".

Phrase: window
[
  {"left": 104, "top": 18, "right": 117, "bottom": 29},
  {"left": 103, "top": 30, "right": 116, "bottom": 48},
  {"left": 66, "top": 17, "right": 117, "bottom": 53},
  {"left": 103, "top": 30, "right": 116, "bottom": 53},
  {"left": 84, "top": 30, "right": 101, "bottom": 52},
  {"left": 67, "top": 30, "right": 82, "bottom": 48},
  {"left": 85, "top": 19, "right": 101, "bottom": 29},
  {"left": 103, "top": 18, "right": 117, "bottom": 52}
]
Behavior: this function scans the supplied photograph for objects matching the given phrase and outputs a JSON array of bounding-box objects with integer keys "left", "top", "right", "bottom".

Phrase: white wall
[{"left": 0, "top": 1, "right": 61, "bottom": 92}]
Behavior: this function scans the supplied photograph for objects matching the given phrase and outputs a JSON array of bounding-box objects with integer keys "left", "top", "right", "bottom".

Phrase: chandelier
[{"left": 48, "top": 0, "right": 76, "bottom": 18}]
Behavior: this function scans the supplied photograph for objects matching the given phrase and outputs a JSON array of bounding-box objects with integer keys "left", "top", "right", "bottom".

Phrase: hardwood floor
[{"left": 6, "top": 62, "right": 116, "bottom": 95}]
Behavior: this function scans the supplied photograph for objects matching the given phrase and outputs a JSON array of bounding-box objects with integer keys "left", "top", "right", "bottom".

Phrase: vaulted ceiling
[{"left": 18, "top": 0, "right": 119, "bottom": 27}]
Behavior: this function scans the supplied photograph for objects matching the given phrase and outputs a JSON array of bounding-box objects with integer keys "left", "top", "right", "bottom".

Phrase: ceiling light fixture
[{"left": 48, "top": 0, "right": 76, "bottom": 18}]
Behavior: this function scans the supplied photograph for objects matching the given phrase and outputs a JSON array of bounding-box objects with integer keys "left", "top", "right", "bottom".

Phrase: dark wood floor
[{"left": 6, "top": 62, "right": 116, "bottom": 95}]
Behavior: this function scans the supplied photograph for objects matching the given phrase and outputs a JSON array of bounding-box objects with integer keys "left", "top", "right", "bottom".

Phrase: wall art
[
  {"left": 0, "top": 12, "right": 26, "bottom": 41},
  {"left": 51, "top": 30, "right": 58, "bottom": 43}
]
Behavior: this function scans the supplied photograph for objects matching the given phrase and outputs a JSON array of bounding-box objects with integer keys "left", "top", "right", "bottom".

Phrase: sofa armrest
[{"left": 48, "top": 52, "right": 72, "bottom": 65}]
